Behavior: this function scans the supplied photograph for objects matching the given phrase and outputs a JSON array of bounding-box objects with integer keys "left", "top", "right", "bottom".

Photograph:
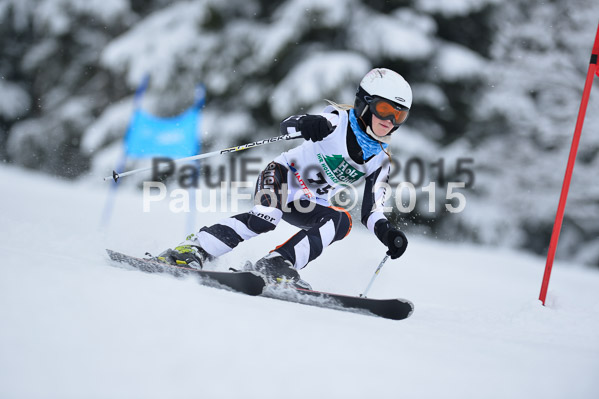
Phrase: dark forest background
[{"left": 1, "top": 0, "right": 598, "bottom": 265}]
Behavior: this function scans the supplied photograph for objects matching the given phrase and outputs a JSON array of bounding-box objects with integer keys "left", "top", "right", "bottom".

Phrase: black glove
[
  {"left": 384, "top": 229, "right": 408, "bottom": 259},
  {"left": 298, "top": 115, "right": 334, "bottom": 142},
  {"left": 374, "top": 220, "right": 408, "bottom": 260}
]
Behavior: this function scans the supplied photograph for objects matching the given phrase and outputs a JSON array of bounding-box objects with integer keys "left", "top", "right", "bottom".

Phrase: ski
[
  {"left": 106, "top": 249, "right": 266, "bottom": 296},
  {"left": 262, "top": 285, "right": 414, "bottom": 320},
  {"left": 106, "top": 250, "right": 413, "bottom": 319}
]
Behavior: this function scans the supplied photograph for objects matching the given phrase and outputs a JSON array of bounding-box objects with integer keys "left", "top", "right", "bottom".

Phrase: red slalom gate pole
[{"left": 539, "top": 23, "right": 599, "bottom": 305}]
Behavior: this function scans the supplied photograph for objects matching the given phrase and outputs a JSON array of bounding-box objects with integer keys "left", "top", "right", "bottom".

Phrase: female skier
[{"left": 157, "top": 68, "right": 411, "bottom": 288}]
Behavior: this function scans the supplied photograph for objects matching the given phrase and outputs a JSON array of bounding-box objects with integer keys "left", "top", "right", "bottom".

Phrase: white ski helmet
[{"left": 354, "top": 68, "right": 412, "bottom": 140}]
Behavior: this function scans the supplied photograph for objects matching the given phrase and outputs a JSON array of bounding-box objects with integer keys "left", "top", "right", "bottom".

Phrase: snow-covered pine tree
[{"left": 454, "top": 0, "right": 599, "bottom": 265}]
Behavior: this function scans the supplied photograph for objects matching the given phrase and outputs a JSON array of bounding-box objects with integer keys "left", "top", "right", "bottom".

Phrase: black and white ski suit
[{"left": 192, "top": 105, "right": 395, "bottom": 270}]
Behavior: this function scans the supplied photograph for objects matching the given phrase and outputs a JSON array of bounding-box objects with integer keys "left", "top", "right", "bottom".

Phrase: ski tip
[{"left": 389, "top": 299, "right": 414, "bottom": 320}]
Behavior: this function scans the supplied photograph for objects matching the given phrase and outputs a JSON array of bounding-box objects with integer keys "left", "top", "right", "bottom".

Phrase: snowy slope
[{"left": 1, "top": 165, "right": 598, "bottom": 399}]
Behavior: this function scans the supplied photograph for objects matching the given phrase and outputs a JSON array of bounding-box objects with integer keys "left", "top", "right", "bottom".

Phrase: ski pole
[
  {"left": 103, "top": 131, "right": 303, "bottom": 182},
  {"left": 360, "top": 255, "right": 389, "bottom": 298},
  {"left": 360, "top": 236, "right": 404, "bottom": 298}
]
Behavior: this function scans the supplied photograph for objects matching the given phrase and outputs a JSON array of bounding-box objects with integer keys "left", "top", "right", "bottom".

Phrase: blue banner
[{"left": 124, "top": 106, "right": 201, "bottom": 158}]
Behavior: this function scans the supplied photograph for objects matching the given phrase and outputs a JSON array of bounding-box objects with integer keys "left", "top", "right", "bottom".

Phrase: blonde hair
[{"left": 324, "top": 99, "right": 353, "bottom": 111}]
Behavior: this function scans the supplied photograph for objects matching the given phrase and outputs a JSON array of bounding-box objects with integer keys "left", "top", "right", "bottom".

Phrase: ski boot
[
  {"left": 155, "top": 235, "right": 214, "bottom": 270},
  {"left": 252, "top": 252, "right": 312, "bottom": 290}
]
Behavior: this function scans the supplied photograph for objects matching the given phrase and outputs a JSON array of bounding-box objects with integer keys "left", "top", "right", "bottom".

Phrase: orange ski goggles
[{"left": 367, "top": 97, "right": 410, "bottom": 127}]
